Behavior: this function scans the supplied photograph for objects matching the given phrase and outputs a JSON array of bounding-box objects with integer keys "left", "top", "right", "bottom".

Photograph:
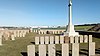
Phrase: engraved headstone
[
  {"left": 89, "top": 42, "right": 95, "bottom": 56},
  {"left": 40, "top": 36, "right": 44, "bottom": 44},
  {"left": 80, "top": 35, "right": 83, "bottom": 43},
  {"left": 60, "top": 35, "right": 64, "bottom": 44},
  {"left": 48, "top": 44, "right": 56, "bottom": 56},
  {"left": 39, "top": 45, "right": 46, "bottom": 56},
  {"left": 75, "top": 36, "right": 79, "bottom": 43},
  {"left": 27, "top": 45, "right": 35, "bottom": 56},
  {"left": 89, "top": 35, "right": 92, "bottom": 42},
  {"left": 50, "top": 36, "right": 54, "bottom": 44},
  {"left": 45, "top": 36, "right": 49, "bottom": 44},
  {"left": 35, "top": 36, "right": 39, "bottom": 44},
  {"left": 84, "top": 35, "right": 88, "bottom": 43},
  {"left": 62, "top": 43, "right": 69, "bottom": 56},
  {"left": 70, "top": 36, "right": 74, "bottom": 43},
  {"left": 55, "top": 36, "right": 59, "bottom": 44},
  {"left": 72, "top": 43, "right": 79, "bottom": 56}
]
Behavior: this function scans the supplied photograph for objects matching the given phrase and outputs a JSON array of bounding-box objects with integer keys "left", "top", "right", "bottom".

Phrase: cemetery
[
  {"left": 0, "top": 0, "right": 100, "bottom": 56},
  {"left": 0, "top": 28, "right": 100, "bottom": 56}
]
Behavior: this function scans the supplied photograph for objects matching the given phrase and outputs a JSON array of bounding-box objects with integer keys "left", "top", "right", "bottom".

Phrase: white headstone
[
  {"left": 40, "top": 36, "right": 44, "bottom": 44},
  {"left": 84, "top": 35, "right": 88, "bottom": 43},
  {"left": 38, "top": 31, "right": 41, "bottom": 34},
  {"left": 11, "top": 35, "right": 15, "bottom": 40},
  {"left": 89, "top": 35, "right": 92, "bottom": 42},
  {"left": 33, "top": 30, "right": 35, "bottom": 32},
  {"left": 36, "top": 30, "right": 38, "bottom": 33},
  {"left": 41, "top": 31, "right": 43, "bottom": 34},
  {"left": 60, "top": 35, "right": 64, "bottom": 44},
  {"left": 22, "top": 33, "right": 25, "bottom": 37},
  {"left": 19, "top": 33, "right": 22, "bottom": 37},
  {"left": 55, "top": 36, "right": 59, "bottom": 44},
  {"left": 89, "top": 42, "right": 95, "bottom": 56},
  {"left": 48, "top": 44, "right": 56, "bottom": 56},
  {"left": 75, "top": 36, "right": 79, "bottom": 43},
  {"left": 50, "top": 36, "right": 54, "bottom": 44},
  {"left": 62, "top": 43, "right": 69, "bottom": 56},
  {"left": 35, "top": 36, "right": 39, "bottom": 44},
  {"left": 72, "top": 43, "right": 79, "bottom": 56},
  {"left": 70, "top": 36, "right": 74, "bottom": 43},
  {"left": 39, "top": 45, "right": 46, "bottom": 56},
  {"left": 27, "top": 45, "right": 35, "bottom": 56},
  {"left": 45, "top": 36, "right": 49, "bottom": 44},
  {"left": 80, "top": 35, "right": 83, "bottom": 43}
]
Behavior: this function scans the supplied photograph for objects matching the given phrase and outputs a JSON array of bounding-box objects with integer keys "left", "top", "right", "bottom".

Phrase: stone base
[{"left": 64, "top": 32, "right": 79, "bottom": 37}]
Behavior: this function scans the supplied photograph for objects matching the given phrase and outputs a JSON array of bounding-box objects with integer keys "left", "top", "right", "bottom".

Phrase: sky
[{"left": 0, "top": 0, "right": 100, "bottom": 27}]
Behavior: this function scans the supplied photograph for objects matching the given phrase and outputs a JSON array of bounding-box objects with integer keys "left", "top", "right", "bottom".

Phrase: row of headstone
[
  {"left": 0, "top": 33, "right": 26, "bottom": 46},
  {"left": 38, "top": 30, "right": 64, "bottom": 34},
  {"left": 28, "top": 37, "right": 95, "bottom": 56},
  {"left": 27, "top": 35, "right": 95, "bottom": 56},
  {"left": 35, "top": 35, "right": 93, "bottom": 44},
  {"left": 13, "top": 31, "right": 27, "bottom": 38},
  {"left": 0, "top": 30, "right": 30, "bottom": 46},
  {"left": 1, "top": 30, "right": 29, "bottom": 40},
  {"left": 33, "top": 29, "right": 38, "bottom": 33},
  {"left": 33, "top": 29, "right": 65, "bottom": 34}
]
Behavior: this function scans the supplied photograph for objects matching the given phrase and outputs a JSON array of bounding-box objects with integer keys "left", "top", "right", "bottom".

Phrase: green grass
[
  {"left": 0, "top": 33, "right": 100, "bottom": 56},
  {"left": 33, "top": 25, "right": 93, "bottom": 31},
  {"left": 0, "top": 33, "right": 34, "bottom": 56},
  {"left": 75, "top": 26, "right": 93, "bottom": 31}
]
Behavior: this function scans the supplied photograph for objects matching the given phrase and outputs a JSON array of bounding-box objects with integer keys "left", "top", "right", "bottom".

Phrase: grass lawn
[
  {"left": 0, "top": 33, "right": 34, "bottom": 56},
  {"left": 0, "top": 32, "right": 100, "bottom": 56},
  {"left": 75, "top": 26, "right": 93, "bottom": 31},
  {"left": 33, "top": 25, "right": 94, "bottom": 31}
]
